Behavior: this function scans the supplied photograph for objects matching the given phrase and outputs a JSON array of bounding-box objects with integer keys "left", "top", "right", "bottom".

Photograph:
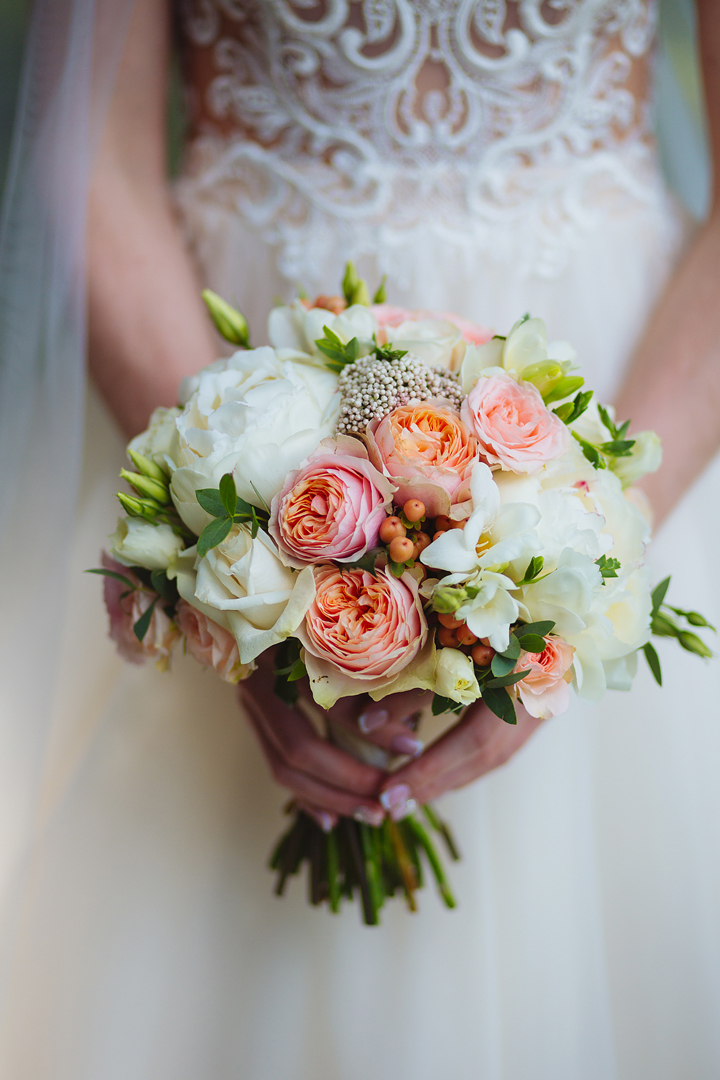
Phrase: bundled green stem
[{"left": 269, "top": 804, "right": 460, "bottom": 925}]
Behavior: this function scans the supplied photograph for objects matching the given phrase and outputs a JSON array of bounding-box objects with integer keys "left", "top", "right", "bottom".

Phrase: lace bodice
[{"left": 176, "top": 1, "right": 665, "bottom": 286}]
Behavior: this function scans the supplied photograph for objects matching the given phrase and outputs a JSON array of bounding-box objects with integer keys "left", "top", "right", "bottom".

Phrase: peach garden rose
[
  {"left": 269, "top": 436, "right": 393, "bottom": 567},
  {"left": 102, "top": 554, "right": 179, "bottom": 670},
  {"left": 515, "top": 636, "right": 575, "bottom": 719},
  {"left": 461, "top": 372, "right": 569, "bottom": 474},
  {"left": 366, "top": 401, "right": 480, "bottom": 516},
  {"left": 297, "top": 564, "right": 429, "bottom": 706}
]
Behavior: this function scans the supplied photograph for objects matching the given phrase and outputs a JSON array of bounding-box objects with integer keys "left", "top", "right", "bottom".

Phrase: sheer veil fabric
[{"left": 1, "top": 3, "right": 720, "bottom": 1079}]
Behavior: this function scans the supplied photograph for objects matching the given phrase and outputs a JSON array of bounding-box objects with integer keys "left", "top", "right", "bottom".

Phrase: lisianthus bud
[
  {"left": 127, "top": 447, "right": 169, "bottom": 483},
  {"left": 202, "top": 289, "right": 250, "bottom": 347},
  {"left": 117, "top": 491, "right": 161, "bottom": 521},
  {"left": 120, "top": 469, "right": 169, "bottom": 504},
  {"left": 520, "top": 360, "right": 564, "bottom": 398}
]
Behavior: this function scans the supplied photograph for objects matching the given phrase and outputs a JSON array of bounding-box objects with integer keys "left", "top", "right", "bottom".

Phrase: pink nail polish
[
  {"left": 358, "top": 708, "right": 390, "bottom": 733},
  {"left": 380, "top": 783, "right": 411, "bottom": 811},
  {"left": 301, "top": 806, "right": 336, "bottom": 833},
  {"left": 354, "top": 806, "right": 385, "bottom": 827},
  {"left": 390, "top": 797, "right": 417, "bottom": 822},
  {"left": 392, "top": 734, "right": 424, "bottom": 757}
]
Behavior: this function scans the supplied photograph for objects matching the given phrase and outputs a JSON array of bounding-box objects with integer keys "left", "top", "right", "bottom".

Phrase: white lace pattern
[{"left": 176, "top": 0, "right": 667, "bottom": 285}]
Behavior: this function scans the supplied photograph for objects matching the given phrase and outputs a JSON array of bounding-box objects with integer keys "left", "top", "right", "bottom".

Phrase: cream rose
[
  {"left": 434, "top": 648, "right": 481, "bottom": 705},
  {"left": 128, "top": 406, "right": 181, "bottom": 467},
  {"left": 190, "top": 526, "right": 316, "bottom": 663},
  {"left": 175, "top": 600, "right": 255, "bottom": 683}
]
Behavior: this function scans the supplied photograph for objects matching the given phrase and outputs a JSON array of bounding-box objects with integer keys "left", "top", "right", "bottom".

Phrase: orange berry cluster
[
  {"left": 436, "top": 613, "right": 495, "bottom": 667},
  {"left": 379, "top": 499, "right": 431, "bottom": 565}
]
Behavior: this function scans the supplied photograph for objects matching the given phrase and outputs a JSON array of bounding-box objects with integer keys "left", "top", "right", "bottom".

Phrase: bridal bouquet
[{"left": 92, "top": 265, "right": 713, "bottom": 924}]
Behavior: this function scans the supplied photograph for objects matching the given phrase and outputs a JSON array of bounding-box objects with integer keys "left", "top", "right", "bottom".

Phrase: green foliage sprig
[
  {"left": 643, "top": 576, "right": 715, "bottom": 685},
  {"left": 314, "top": 325, "right": 360, "bottom": 373},
  {"left": 195, "top": 473, "right": 270, "bottom": 558}
]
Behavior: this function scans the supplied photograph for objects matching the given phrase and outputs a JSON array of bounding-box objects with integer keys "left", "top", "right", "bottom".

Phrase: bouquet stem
[{"left": 269, "top": 803, "right": 460, "bottom": 925}]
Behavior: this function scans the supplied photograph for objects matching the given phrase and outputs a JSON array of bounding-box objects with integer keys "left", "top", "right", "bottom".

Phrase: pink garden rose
[
  {"left": 298, "top": 564, "right": 427, "bottom": 686},
  {"left": 461, "top": 372, "right": 569, "bottom": 474},
  {"left": 366, "top": 401, "right": 480, "bottom": 516},
  {"left": 515, "top": 636, "right": 575, "bottom": 719},
  {"left": 102, "top": 553, "right": 179, "bottom": 670},
  {"left": 175, "top": 600, "right": 254, "bottom": 684},
  {"left": 269, "top": 435, "right": 394, "bottom": 567},
  {"left": 371, "top": 304, "right": 491, "bottom": 345}
]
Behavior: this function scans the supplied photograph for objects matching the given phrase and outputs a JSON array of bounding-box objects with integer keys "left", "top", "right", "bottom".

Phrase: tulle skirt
[{"left": 3, "top": 186, "right": 720, "bottom": 1080}]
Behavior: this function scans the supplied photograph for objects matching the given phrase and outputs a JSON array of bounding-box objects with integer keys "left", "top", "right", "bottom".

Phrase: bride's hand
[
  {"left": 377, "top": 700, "right": 544, "bottom": 814},
  {"left": 239, "top": 659, "right": 429, "bottom": 831}
]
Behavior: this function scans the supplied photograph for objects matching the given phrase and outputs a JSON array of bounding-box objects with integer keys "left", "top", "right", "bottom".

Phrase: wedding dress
[{"left": 1, "top": 2, "right": 720, "bottom": 1078}]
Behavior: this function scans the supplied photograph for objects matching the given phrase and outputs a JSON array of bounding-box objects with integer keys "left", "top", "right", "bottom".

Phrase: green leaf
[
  {"left": 388, "top": 560, "right": 406, "bottom": 578},
  {"left": 491, "top": 651, "right": 517, "bottom": 678},
  {"left": 149, "top": 569, "right": 176, "bottom": 603},
  {"left": 249, "top": 482, "right": 271, "bottom": 515},
  {"left": 516, "top": 633, "right": 547, "bottom": 653},
  {"left": 133, "top": 595, "right": 159, "bottom": 642},
  {"left": 484, "top": 670, "right": 527, "bottom": 689},
  {"left": 374, "top": 343, "right": 408, "bottom": 363},
  {"left": 516, "top": 555, "right": 544, "bottom": 585},
  {"left": 219, "top": 473, "right": 237, "bottom": 517},
  {"left": 196, "top": 488, "right": 226, "bottom": 518},
  {"left": 651, "top": 576, "right": 671, "bottom": 616},
  {"left": 373, "top": 275, "right": 387, "bottom": 304},
  {"left": 85, "top": 567, "right": 137, "bottom": 590},
  {"left": 498, "top": 634, "right": 521, "bottom": 661},
  {"left": 274, "top": 673, "right": 299, "bottom": 706},
  {"left": 643, "top": 641, "right": 662, "bottom": 686},
  {"left": 600, "top": 439, "right": 635, "bottom": 457},
  {"left": 571, "top": 431, "right": 605, "bottom": 469},
  {"left": 596, "top": 555, "right": 621, "bottom": 580},
  {"left": 597, "top": 403, "right": 616, "bottom": 438},
  {"left": 554, "top": 389, "right": 593, "bottom": 426},
  {"left": 315, "top": 327, "right": 362, "bottom": 372},
  {"left": 287, "top": 658, "right": 307, "bottom": 683},
  {"left": 482, "top": 686, "right": 517, "bottom": 725},
  {"left": 432, "top": 695, "right": 463, "bottom": 716},
  {"left": 197, "top": 515, "right": 232, "bottom": 558},
  {"left": 516, "top": 620, "right": 555, "bottom": 637}
]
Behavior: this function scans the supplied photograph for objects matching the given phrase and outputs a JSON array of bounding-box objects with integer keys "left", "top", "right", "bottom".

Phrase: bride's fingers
[
  {"left": 296, "top": 802, "right": 338, "bottom": 833},
  {"left": 247, "top": 710, "right": 384, "bottom": 821},
  {"left": 239, "top": 686, "right": 384, "bottom": 800},
  {"left": 380, "top": 701, "right": 543, "bottom": 806},
  {"left": 327, "top": 690, "right": 431, "bottom": 756}
]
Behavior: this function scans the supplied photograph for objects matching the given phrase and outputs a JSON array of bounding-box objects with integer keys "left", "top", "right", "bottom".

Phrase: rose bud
[
  {"left": 379, "top": 516, "right": 407, "bottom": 544},
  {"left": 389, "top": 536, "right": 415, "bottom": 563}
]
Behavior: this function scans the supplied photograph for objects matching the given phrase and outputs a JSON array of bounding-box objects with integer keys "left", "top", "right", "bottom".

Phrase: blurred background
[{"left": 0, "top": 0, "right": 711, "bottom": 216}]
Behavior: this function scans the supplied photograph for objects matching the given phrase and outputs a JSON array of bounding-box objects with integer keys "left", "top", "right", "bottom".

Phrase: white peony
[
  {"left": 385, "top": 319, "right": 466, "bottom": 372},
  {"left": 434, "top": 648, "right": 481, "bottom": 705},
  {"left": 109, "top": 517, "right": 184, "bottom": 571},
  {"left": 170, "top": 346, "right": 340, "bottom": 529},
  {"left": 268, "top": 300, "right": 378, "bottom": 361},
  {"left": 191, "top": 525, "right": 316, "bottom": 664}
]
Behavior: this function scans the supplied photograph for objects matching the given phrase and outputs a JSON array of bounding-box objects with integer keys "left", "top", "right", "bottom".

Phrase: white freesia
[
  {"left": 109, "top": 517, "right": 185, "bottom": 572},
  {"left": 385, "top": 319, "right": 466, "bottom": 372},
  {"left": 435, "top": 648, "right": 481, "bottom": 705},
  {"left": 612, "top": 430, "right": 662, "bottom": 487},
  {"left": 128, "top": 406, "right": 181, "bottom": 467},
  {"left": 460, "top": 316, "right": 575, "bottom": 393},
  {"left": 170, "top": 346, "right": 340, "bottom": 529},
  {"left": 268, "top": 300, "right": 378, "bottom": 360}
]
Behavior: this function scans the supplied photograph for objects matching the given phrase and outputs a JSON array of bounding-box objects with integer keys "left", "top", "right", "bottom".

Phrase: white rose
[
  {"left": 434, "top": 648, "right": 481, "bottom": 705},
  {"left": 128, "top": 406, "right": 181, "bottom": 468},
  {"left": 191, "top": 525, "right": 316, "bottom": 663},
  {"left": 386, "top": 319, "right": 466, "bottom": 372},
  {"left": 170, "top": 346, "right": 340, "bottom": 530},
  {"left": 268, "top": 300, "right": 377, "bottom": 360},
  {"left": 612, "top": 430, "right": 662, "bottom": 487},
  {"left": 109, "top": 517, "right": 185, "bottom": 571}
]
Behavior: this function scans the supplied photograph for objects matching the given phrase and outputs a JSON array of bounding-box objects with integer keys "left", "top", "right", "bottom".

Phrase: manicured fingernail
[
  {"left": 301, "top": 806, "right": 336, "bottom": 833},
  {"left": 390, "top": 797, "right": 417, "bottom": 822},
  {"left": 392, "top": 735, "right": 424, "bottom": 757},
  {"left": 354, "top": 806, "right": 385, "bottom": 827},
  {"left": 358, "top": 708, "right": 389, "bottom": 733},
  {"left": 379, "top": 783, "right": 411, "bottom": 811}
]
